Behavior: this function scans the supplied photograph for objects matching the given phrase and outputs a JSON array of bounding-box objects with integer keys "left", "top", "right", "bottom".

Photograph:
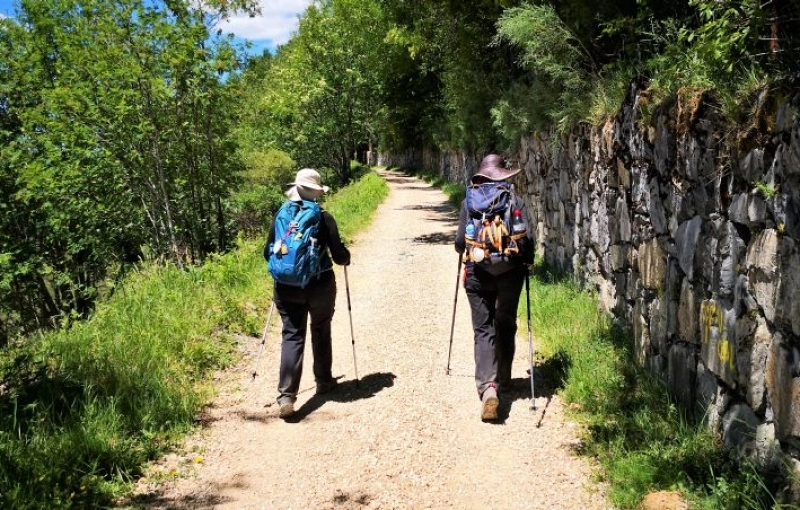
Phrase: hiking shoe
[
  {"left": 278, "top": 402, "right": 295, "bottom": 418},
  {"left": 481, "top": 387, "right": 499, "bottom": 421},
  {"left": 316, "top": 379, "right": 338, "bottom": 395}
]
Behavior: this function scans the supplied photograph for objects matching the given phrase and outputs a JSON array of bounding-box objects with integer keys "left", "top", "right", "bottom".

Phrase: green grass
[{"left": 0, "top": 169, "right": 388, "bottom": 509}]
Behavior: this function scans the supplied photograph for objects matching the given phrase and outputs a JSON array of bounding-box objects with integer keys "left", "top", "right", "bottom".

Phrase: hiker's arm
[
  {"left": 322, "top": 211, "right": 351, "bottom": 266},
  {"left": 264, "top": 218, "right": 276, "bottom": 261},
  {"left": 454, "top": 201, "right": 467, "bottom": 254},
  {"left": 518, "top": 198, "right": 535, "bottom": 265}
]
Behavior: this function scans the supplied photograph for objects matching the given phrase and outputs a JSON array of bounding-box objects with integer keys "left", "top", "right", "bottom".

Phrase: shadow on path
[{"left": 282, "top": 371, "right": 396, "bottom": 423}]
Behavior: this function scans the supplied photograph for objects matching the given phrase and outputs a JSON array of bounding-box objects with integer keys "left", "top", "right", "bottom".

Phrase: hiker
[
  {"left": 265, "top": 168, "right": 351, "bottom": 418},
  {"left": 454, "top": 154, "right": 534, "bottom": 421}
]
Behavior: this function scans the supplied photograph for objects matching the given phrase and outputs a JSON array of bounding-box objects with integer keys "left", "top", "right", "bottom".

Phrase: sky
[{"left": 0, "top": 0, "right": 312, "bottom": 56}]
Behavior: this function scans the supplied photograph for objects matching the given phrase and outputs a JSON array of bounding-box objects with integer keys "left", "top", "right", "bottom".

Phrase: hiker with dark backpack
[
  {"left": 454, "top": 154, "right": 534, "bottom": 421},
  {"left": 265, "top": 168, "right": 351, "bottom": 419}
]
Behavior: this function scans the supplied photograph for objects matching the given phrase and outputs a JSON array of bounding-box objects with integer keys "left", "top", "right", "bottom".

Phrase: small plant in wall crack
[{"left": 753, "top": 181, "right": 777, "bottom": 199}]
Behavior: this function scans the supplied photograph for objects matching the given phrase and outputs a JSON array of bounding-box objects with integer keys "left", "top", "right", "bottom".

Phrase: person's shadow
[
  {"left": 491, "top": 353, "right": 568, "bottom": 425},
  {"left": 281, "top": 371, "right": 396, "bottom": 423}
]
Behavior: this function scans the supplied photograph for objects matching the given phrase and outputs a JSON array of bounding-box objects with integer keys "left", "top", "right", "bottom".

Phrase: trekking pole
[
  {"left": 344, "top": 266, "right": 359, "bottom": 387},
  {"left": 446, "top": 256, "right": 463, "bottom": 375},
  {"left": 525, "top": 269, "right": 536, "bottom": 410},
  {"left": 252, "top": 299, "right": 276, "bottom": 381}
]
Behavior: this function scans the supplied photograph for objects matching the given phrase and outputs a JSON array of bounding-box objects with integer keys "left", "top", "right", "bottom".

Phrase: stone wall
[{"left": 378, "top": 83, "right": 800, "bottom": 470}]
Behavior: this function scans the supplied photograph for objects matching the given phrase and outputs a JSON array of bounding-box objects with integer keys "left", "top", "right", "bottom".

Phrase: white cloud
[{"left": 216, "top": 0, "right": 313, "bottom": 47}]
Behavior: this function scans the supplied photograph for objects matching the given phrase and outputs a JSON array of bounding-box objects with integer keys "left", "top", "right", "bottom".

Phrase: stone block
[
  {"left": 776, "top": 238, "right": 800, "bottom": 337},
  {"left": 597, "top": 279, "right": 617, "bottom": 313},
  {"left": 616, "top": 196, "right": 632, "bottom": 242},
  {"left": 648, "top": 353, "right": 668, "bottom": 382},
  {"left": 746, "top": 229, "right": 779, "bottom": 322},
  {"left": 722, "top": 403, "right": 760, "bottom": 452},
  {"left": 748, "top": 194, "right": 767, "bottom": 226},
  {"left": 650, "top": 296, "right": 668, "bottom": 354},
  {"left": 736, "top": 273, "right": 759, "bottom": 317},
  {"left": 698, "top": 236, "right": 718, "bottom": 291},
  {"left": 739, "top": 148, "right": 765, "bottom": 182},
  {"left": 616, "top": 158, "right": 631, "bottom": 189},
  {"left": 783, "top": 126, "right": 800, "bottom": 177},
  {"left": 675, "top": 216, "right": 703, "bottom": 281},
  {"left": 696, "top": 362, "right": 722, "bottom": 428},
  {"left": 729, "top": 193, "right": 749, "bottom": 225},
  {"left": 639, "top": 237, "right": 667, "bottom": 291},
  {"left": 610, "top": 244, "right": 630, "bottom": 272},
  {"left": 678, "top": 279, "right": 700, "bottom": 344},
  {"left": 754, "top": 422, "right": 782, "bottom": 468},
  {"left": 766, "top": 334, "right": 800, "bottom": 443},
  {"left": 633, "top": 299, "right": 651, "bottom": 367},
  {"left": 668, "top": 343, "right": 697, "bottom": 414},
  {"left": 700, "top": 299, "right": 738, "bottom": 386},
  {"left": 649, "top": 177, "right": 668, "bottom": 235},
  {"left": 627, "top": 270, "right": 641, "bottom": 303},
  {"left": 734, "top": 315, "right": 766, "bottom": 413},
  {"left": 775, "top": 193, "right": 800, "bottom": 241},
  {"left": 717, "top": 221, "right": 744, "bottom": 299}
]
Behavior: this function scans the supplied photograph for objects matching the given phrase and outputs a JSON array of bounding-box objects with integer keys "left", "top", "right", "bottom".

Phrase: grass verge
[{"left": 0, "top": 169, "right": 388, "bottom": 509}]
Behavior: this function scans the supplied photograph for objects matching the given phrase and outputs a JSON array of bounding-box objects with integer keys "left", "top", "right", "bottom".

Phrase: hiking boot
[
  {"left": 278, "top": 401, "right": 295, "bottom": 418},
  {"left": 316, "top": 379, "right": 338, "bottom": 395},
  {"left": 481, "top": 387, "right": 499, "bottom": 421}
]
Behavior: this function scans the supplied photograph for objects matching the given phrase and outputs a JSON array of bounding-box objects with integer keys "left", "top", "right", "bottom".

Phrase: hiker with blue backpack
[
  {"left": 265, "top": 168, "right": 351, "bottom": 419},
  {"left": 454, "top": 154, "right": 534, "bottom": 421}
]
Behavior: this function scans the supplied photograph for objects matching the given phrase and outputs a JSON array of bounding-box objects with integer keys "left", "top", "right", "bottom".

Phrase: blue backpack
[{"left": 268, "top": 200, "right": 330, "bottom": 288}]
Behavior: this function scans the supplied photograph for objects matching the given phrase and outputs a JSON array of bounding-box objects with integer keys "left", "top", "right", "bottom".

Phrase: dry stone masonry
[{"left": 376, "top": 83, "right": 800, "bottom": 473}]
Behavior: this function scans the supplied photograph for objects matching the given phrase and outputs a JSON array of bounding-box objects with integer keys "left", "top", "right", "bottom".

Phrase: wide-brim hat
[
  {"left": 285, "top": 168, "right": 329, "bottom": 201},
  {"left": 471, "top": 154, "right": 520, "bottom": 183}
]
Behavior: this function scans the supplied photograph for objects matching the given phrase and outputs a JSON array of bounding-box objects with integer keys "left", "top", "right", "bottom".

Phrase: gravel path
[{"left": 127, "top": 169, "right": 610, "bottom": 510}]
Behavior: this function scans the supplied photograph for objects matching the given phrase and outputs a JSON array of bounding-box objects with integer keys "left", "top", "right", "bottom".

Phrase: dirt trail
[{"left": 127, "top": 170, "right": 610, "bottom": 510}]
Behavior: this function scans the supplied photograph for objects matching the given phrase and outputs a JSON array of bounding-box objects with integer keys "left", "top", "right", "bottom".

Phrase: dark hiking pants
[
  {"left": 274, "top": 274, "right": 337, "bottom": 405},
  {"left": 464, "top": 265, "right": 525, "bottom": 399}
]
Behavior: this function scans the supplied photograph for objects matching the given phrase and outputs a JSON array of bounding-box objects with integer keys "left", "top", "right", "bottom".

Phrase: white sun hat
[{"left": 285, "top": 168, "right": 330, "bottom": 201}]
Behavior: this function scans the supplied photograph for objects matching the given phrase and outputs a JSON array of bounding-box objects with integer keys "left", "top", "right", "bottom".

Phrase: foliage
[
  {"left": 252, "top": 0, "right": 397, "bottom": 185},
  {"left": 380, "top": 0, "right": 519, "bottom": 151},
  {"left": 0, "top": 0, "right": 252, "bottom": 340}
]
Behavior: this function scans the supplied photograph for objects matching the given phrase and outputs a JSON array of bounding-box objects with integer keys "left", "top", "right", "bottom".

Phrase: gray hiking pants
[
  {"left": 464, "top": 265, "right": 525, "bottom": 399},
  {"left": 274, "top": 274, "right": 337, "bottom": 405}
]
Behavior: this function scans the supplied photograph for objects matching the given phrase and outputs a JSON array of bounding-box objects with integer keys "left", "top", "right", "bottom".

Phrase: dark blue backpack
[
  {"left": 465, "top": 182, "right": 526, "bottom": 275},
  {"left": 268, "top": 200, "right": 329, "bottom": 288}
]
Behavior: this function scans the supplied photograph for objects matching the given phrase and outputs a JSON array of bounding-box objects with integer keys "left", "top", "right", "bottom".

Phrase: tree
[
  {"left": 258, "top": 0, "right": 396, "bottom": 184},
  {"left": 0, "top": 0, "right": 253, "bottom": 339}
]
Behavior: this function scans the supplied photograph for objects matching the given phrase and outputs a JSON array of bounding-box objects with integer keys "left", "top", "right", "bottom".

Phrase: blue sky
[{"left": 0, "top": 0, "right": 312, "bottom": 56}]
